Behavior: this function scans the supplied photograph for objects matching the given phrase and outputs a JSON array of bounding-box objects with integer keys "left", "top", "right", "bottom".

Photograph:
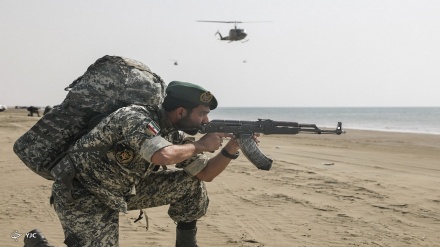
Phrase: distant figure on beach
[
  {"left": 27, "top": 106, "right": 40, "bottom": 117},
  {"left": 0, "top": 105, "right": 6, "bottom": 112},
  {"left": 43, "top": 106, "right": 52, "bottom": 115}
]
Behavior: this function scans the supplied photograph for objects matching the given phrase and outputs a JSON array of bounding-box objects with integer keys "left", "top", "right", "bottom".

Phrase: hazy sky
[{"left": 1, "top": 0, "right": 439, "bottom": 107}]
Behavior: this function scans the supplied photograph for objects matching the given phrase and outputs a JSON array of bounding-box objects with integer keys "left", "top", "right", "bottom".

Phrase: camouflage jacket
[{"left": 67, "top": 105, "right": 209, "bottom": 212}]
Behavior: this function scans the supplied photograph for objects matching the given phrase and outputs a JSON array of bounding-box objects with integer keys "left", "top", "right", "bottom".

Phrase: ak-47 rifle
[{"left": 198, "top": 119, "right": 345, "bottom": 171}]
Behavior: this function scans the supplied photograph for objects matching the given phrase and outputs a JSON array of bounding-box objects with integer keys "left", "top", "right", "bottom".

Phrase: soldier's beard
[{"left": 175, "top": 115, "right": 200, "bottom": 135}]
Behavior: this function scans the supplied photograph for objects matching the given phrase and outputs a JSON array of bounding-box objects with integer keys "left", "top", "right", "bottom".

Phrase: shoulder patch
[{"left": 146, "top": 121, "right": 160, "bottom": 135}]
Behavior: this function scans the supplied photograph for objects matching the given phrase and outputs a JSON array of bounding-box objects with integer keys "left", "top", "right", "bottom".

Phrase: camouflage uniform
[{"left": 52, "top": 105, "right": 209, "bottom": 246}]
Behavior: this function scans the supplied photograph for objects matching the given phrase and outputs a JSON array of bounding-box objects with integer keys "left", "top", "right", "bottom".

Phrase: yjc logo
[
  {"left": 26, "top": 232, "right": 37, "bottom": 238},
  {"left": 10, "top": 230, "right": 38, "bottom": 242}
]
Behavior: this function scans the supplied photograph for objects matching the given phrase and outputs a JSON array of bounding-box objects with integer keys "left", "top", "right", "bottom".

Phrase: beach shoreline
[{"left": 1, "top": 109, "right": 439, "bottom": 246}]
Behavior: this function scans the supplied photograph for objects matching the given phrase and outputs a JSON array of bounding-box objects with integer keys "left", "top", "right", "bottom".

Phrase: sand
[{"left": 1, "top": 109, "right": 439, "bottom": 247}]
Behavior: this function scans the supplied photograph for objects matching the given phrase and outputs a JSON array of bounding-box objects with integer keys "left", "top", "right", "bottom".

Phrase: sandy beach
[{"left": 1, "top": 108, "right": 439, "bottom": 247}]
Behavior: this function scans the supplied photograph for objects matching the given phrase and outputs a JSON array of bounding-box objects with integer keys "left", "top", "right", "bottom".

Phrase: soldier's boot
[
  {"left": 23, "top": 229, "right": 54, "bottom": 247},
  {"left": 175, "top": 228, "right": 198, "bottom": 247}
]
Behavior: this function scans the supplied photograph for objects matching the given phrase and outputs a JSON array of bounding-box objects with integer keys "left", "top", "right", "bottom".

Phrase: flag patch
[{"left": 146, "top": 121, "right": 160, "bottom": 135}]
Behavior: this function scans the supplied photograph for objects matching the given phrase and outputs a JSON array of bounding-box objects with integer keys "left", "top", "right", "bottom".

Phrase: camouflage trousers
[{"left": 52, "top": 169, "right": 209, "bottom": 246}]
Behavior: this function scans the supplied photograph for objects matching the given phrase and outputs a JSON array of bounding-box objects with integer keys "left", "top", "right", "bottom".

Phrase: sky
[{"left": 1, "top": 0, "right": 439, "bottom": 107}]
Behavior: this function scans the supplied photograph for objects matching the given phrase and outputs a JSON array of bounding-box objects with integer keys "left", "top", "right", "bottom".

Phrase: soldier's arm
[
  {"left": 194, "top": 139, "right": 240, "bottom": 182},
  {"left": 150, "top": 132, "right": 230, "bottom": 166}
]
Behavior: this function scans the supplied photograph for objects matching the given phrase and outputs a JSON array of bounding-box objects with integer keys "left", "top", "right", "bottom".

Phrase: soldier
[
  {"left": 27, "top": 106, "right": 40, "bottom": 117},
  {"left": 50, "top": 81, "right": 257, "bottom": 246}
]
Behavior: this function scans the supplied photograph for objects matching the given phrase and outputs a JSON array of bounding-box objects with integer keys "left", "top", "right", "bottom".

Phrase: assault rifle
[{"left": 198, "top": 119, "right": 345, "bottom": 171}]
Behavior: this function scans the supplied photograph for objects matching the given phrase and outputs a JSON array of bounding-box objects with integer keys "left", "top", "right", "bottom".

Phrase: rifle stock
[{"left": 199, "top": 119, "right": 345, "bottom": 170}]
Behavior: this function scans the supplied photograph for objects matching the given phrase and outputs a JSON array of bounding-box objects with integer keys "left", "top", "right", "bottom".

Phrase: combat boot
[
  {"left": 175, "top": 228, "right": 198, "bottom": 247},
  {"left": 23, "top": 229, "right": 54, "bottom": 247}
]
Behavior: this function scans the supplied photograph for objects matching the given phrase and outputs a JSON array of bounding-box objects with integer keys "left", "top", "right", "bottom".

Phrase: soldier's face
[{"left": 176, "top": 105, "right": 210, "bottom": 135}]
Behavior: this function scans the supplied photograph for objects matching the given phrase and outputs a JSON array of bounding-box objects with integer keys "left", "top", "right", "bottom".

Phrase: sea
[{"left": 208, "top": 107, "right": 440, "bottom": 135}]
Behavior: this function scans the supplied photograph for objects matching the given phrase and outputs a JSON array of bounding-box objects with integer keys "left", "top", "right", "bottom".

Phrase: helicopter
[{"left": 197, "top": 20, "right": 268, "bottom": 42}]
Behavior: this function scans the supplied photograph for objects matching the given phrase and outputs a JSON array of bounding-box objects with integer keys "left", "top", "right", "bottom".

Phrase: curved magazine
[{"left": 237, "top": 134, "right": 273, "bottom": 171}]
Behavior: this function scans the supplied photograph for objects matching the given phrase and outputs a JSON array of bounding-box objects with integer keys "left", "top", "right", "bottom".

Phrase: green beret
[{"left": 166, "top": 81, "right": 218, "bottom": 109}]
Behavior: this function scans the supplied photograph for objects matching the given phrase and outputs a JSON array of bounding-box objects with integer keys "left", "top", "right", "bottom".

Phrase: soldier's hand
[
  {"left": 197, "top": 132, "right": 234, "bottom": 152},
  {"left": 252, "top": 133, "right": 261, "bottom": 145}
]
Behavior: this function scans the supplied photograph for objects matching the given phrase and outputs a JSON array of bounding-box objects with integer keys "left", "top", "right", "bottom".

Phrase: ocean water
[{"left": 208, "top": 107, "right": 440, "bottom": 135}]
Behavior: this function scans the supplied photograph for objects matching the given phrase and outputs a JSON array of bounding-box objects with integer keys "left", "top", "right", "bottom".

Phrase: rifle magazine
[{"left": 237, "top": 135, "right": 272, "bottom": 171}]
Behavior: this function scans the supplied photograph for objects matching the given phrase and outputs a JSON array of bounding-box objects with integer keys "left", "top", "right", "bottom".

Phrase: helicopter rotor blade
[
  {"left": 196, "top": 20, "right": 270, "bottom": 24},
  {"left": 197, "top": 20, "right": 242, "bottom": 24}
]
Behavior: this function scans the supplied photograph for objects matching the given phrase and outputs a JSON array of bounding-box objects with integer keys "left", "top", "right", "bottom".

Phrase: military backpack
[{"left": 13, "top": 55, "right": 166, "bottom": 180}]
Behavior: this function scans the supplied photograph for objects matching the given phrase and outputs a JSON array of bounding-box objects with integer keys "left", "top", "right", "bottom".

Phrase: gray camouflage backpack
[{"left": 13, "top": 55, "right": 166, "bottom": 180}]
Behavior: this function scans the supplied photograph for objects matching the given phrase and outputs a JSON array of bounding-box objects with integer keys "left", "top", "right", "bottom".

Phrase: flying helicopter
[{"left": 196, "top": 20, "right": 268, "bottom": 42}]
